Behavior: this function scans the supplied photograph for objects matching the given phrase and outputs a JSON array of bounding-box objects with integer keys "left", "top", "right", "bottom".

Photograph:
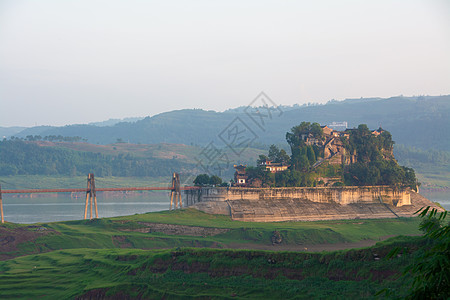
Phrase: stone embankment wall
[
  {"left": 185, "top": 186, "right": 410, "bottom": 207},
  {"left": 184, "top": 186, "right": 441, "bottom": 222}
]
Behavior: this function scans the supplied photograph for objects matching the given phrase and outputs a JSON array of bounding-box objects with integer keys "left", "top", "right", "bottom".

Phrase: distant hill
[
  {"left": 0, "top": 126, "right": 27, "bottom": 139},
  {"left": 88, "top": 117, "right": 145, "bottom": 127},
  {"left": 11, "top": 95, "right": 450, "bottom": 150}
]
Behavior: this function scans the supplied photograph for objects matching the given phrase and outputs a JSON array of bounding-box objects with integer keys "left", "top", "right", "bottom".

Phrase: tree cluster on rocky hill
[{"left": 246, "top": 122, "right": 417, "bottom": 190}]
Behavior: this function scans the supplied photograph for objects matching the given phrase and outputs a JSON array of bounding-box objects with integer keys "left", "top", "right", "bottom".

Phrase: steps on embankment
[
  {"left": 190, "top": 190, "right": 444, "bottom": 222},
  {"left": 227, "top": 198, "right": 398, "bottom": 222},
  {"left": 394, "top": 191, "right": 444, "bottom": 217}
]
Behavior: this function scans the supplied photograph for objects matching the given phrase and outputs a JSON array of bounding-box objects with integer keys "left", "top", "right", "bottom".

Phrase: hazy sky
[{"left": 1, "top": 0, "right": 449, "bottom": 127}]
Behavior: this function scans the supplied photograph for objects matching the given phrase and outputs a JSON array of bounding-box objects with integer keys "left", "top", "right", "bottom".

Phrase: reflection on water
[{"left": 2, "top": 191, "right": 172, "bottom": 224}]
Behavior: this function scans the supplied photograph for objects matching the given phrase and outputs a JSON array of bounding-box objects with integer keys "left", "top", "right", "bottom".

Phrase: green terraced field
[
  {"left": 0, "top": 209, "right": 425, "bottom": 299},
  {"left": 0, "top": 239, "right": 420, "bottom": 299},
  {"left": 1, "top": 209, "right": 421, "bottom": 260}
]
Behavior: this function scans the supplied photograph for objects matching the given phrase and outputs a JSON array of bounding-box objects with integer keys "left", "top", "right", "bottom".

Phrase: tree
[
  {"left": 286, "top": 122, "right": 310, "bottom": 149},
  {"left": 246, "top": 166, "right": 275, "bottom": 187},
  {"left": 342, "top": 126, "right": 418, "bottom": 189},
  {"left": 209, "top": 175, "right": 222, "bottom": 186},
  {"left": 193, "top": 174, "right": 223, "bottom": 186},
  {"left": 286, "top": 131, "right": 301, "bottom": 149},
  {"left": 380, "top": 130, "right": 394, "bottom": 152},
  {"left": 409, "top": 207, "right": 449, "bottom": 299},
  {"left": 193, "top": 174, "right": 210, "bottom": 186},
  {"left": 267, "top": 145, "right": 290, "bottom": 164},
  {"left": 310, "top": 122, "right": 324, "bottom": 139},
  {"left": 257, "top": 154, "right": 269, "bottom": 166},
  {"left": 268, "top": 145, "right": 281, "bottom": 162},
  {"left": 278, "top": 149, "right": 290, "bottom": 165},
  {"left": 402, "top": 166, "right": 418, "bottom": 191},
  {"left": 286, "top": 122, "right": 325, "bottom": 172},
  {"left": 306, "top": 145, "right": 316, "bottom": 164},
  {"left": 383, "top": 207, "right": 449, "bottom": 299}
]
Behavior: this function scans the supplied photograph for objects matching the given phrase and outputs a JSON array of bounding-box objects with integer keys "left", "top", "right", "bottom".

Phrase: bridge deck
[{"left": 1, "top": 186, "right": 199, "bottom": 194}]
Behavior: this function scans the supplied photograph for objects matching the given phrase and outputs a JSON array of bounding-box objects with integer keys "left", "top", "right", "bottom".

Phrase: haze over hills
[
  {"left": 1, "top": 96, "right": 449, "bottom": 187},
  {"left": 0, "top": 126, "right": 27, "bottom": 139},
  {"left": 4, "top": 95, "right": 449, "bottom": 151},
  {"left": 87, "top": 117, "right": 145, "bottom": 127}
]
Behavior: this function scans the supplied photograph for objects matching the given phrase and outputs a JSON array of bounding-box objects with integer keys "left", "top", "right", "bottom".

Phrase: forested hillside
[
  {"left": 394, "top": 145, "right": 450, "bottom": 189},
  {"left": 9, "top": 95, "right": 450, "bottom": 150},
  {"left": 0, "top": 140, "right": 194, "bottom": 177},
  {"left": 0, "top": 140, "right": 264, "bottom": 179}
]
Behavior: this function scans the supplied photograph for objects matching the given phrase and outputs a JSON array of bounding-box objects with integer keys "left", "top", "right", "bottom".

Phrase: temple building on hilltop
[
  {"left": 232, "top": 124, "right": 389, "bottom": 187},
  {"left": 259, "top": 160, "right": 290, "bottom": 173},
  {"left": 302, "top": 125, "right": 384, "bottom": 166},
  {"left": 371, "top": 128, "right": 385, "bottom": 136},
  {"left": 233, "top": 164, "right": 248, "bottom": 187}
]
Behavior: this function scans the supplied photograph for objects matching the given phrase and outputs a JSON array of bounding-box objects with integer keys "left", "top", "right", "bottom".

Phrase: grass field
[
  {"left": 47, "top": 141, "right": 203, "bottom": 163},
  {"left": 0, "top": 237, "right": 422, "bottom": 299},
  {"left": 1, "top": 209, "right": 421, "bottom": 261},
  {"left": 0, "top": 207, "right": 427, "bottom": 299}
]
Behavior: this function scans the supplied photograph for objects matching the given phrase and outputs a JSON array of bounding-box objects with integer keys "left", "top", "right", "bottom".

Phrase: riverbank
[{"left": 0, "top": 208, "right": 422, "bottom": 260}]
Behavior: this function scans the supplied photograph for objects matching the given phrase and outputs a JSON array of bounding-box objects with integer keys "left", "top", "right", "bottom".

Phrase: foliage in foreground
[
  {"left": 409, "top": 207, "right": 449, "bottom": 298},
  {"left": 378, "top": 207, "right": 449, "bottom": 299},
  {"left": 390, "top": 207, "right": 449, "bottom": 299}
]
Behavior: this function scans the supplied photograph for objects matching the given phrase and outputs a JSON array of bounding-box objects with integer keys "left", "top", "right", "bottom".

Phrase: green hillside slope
[
  {"left": 0, "top": 208, "right": 426, "bottom": 299},
  {"left": 0, "top": 242, "right": 420, "bottom": 299},
  {"left": 0, "top": 209, "right": 420, "bottom": 260}
]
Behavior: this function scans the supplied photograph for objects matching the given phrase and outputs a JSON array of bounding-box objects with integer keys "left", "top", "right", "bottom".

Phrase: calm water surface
[
  {"left": 2, "top": 190, "right": 449, "bottom": 224},
  {"left": 420, "top": 190, "right": 450, "bottom": 211},
  {"left": 2, "top": 191, "right": 172, "bottom": 224}
]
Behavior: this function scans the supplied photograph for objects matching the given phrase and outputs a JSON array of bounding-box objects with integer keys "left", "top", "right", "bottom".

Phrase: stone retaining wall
[
  {"left": 182, "top": 186, "right": 441, "bottom": 222},
  {"left": 185, "top": 186, "right": 411, "bottom": 207}
]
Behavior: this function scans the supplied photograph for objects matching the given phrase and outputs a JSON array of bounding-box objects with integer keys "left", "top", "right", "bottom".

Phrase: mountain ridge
[{"left": 5, "top": 95, "right": 449, "bottom": 150}]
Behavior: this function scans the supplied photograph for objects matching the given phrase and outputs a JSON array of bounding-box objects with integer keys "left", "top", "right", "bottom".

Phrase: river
[
  {"left": 1, "top": 190, "right": 449, "bottom": 224},
  {"left": 1, "top": 191, "right": 172, "bottom": 224},
  {"left": 419, "top": 190, "right": 450, "bottom": 211}
]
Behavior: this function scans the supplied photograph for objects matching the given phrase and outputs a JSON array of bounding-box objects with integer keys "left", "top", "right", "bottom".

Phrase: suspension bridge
[{"left": 0, "top": 173, "right": 200, "bottom": 223}]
